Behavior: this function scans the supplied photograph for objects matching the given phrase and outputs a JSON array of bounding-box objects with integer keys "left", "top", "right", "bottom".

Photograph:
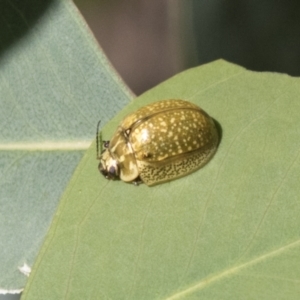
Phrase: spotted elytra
[{"left": 97, "top": 99, "right": 219, "bottom": 186}]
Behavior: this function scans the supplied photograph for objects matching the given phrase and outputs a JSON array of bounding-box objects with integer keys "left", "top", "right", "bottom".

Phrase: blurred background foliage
[{"left": 74, "top": 0, "right": 300, "bottom": 95}]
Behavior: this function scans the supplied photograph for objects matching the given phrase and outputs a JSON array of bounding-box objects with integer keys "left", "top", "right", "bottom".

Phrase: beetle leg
[{"left": 132, "top": 177, "right": 143, "bottom": 186}]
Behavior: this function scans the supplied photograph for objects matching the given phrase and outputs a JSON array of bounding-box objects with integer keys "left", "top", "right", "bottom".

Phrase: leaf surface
[
  {"left": 0, "top": 0, "right": 132, "bottom": 292},
  {"left": 23, "top": 60, "right": 300, "bottom": 299}
]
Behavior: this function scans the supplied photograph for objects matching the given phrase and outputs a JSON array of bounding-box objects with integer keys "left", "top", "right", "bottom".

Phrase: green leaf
[
  {"left": 22, "top": 60, "right": 300, "bottom": 299},
  {"left": 0, "top": 0, "right": 132, "bottom": 292}
]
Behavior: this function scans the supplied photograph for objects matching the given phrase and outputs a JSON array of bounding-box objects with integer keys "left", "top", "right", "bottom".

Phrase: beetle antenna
[{"left": 96, "top": 120, "right": 102, "bottom": 160}]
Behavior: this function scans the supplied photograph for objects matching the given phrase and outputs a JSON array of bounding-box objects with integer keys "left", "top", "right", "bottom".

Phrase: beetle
[{"left": 97, "top": 99, "right": 219, "bottom": 186}]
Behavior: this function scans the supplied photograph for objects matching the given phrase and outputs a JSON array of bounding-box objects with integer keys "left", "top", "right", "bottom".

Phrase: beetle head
[{"left": 98, "top": 150, "right": 120, "bottom": 180}]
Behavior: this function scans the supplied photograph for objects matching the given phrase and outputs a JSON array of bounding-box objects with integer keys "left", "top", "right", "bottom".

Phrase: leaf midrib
[{"left": 0, "top": 141, "right": 91, "bottom": 151}]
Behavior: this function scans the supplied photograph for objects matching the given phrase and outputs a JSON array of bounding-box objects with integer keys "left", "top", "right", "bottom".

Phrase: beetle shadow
[{"left": 212, "top": 118, "right": 223, "bottom": 147}]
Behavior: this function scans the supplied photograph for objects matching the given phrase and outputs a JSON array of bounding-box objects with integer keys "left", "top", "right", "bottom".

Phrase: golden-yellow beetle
[{"left": 98, "top": 99, "right": 219, "bottom": 186}]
